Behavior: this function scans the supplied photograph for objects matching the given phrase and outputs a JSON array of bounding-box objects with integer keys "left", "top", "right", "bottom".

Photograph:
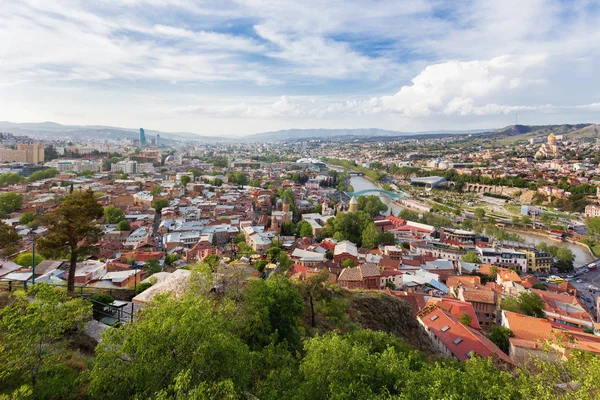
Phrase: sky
[{"left": 1, "top": 0, "right": 600, "bottom": 137}]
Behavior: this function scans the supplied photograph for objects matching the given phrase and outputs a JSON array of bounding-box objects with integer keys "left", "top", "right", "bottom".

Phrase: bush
[
  {"left": 14, "top": 252, "right": 45, "bottom": 267},
  {"left": 135, "top": 282, "right": 153, "bottom": 295},
  {"left": 89, "top": 293, "right": 114, "bottom": 318},
  {"left": 90, "top": 293, "right": 114, "bottom": 306}
]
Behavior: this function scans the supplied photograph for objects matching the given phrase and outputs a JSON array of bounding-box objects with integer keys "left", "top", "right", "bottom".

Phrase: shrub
[{"left": 135, "top": 282, "right": 153, "bottom": 295}]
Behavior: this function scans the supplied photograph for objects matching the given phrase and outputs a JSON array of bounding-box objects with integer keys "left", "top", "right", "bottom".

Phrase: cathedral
[{"left": 535, "top": 133, "right": 561, "bottom": 159}]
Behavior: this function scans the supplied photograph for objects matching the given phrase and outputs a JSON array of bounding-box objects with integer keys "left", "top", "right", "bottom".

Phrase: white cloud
[
  {"left": 2, "top": 0, "right": 600, "bottom": 135},
  {"left": 366, "top": 54, "right": 548, "bottom": 117}
]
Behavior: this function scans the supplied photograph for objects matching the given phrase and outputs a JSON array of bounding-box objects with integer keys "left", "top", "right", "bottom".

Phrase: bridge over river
[{"left": 345, "top": 188, "right": 406, "bottom": 199}]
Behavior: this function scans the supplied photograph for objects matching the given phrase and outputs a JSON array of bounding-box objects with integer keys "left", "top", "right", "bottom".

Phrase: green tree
[
  {"left": 237, "top": 276, "right": 303, "bottom": 351},
  {"left": 267, "top": 245, "right": 282, "bottom": 261},
  {"left": 297, "top": 269, "right": 331, "bottom": 328},
  {"left": 117, "top": 219, "right": 131, "bottom": 231},
  {"left": 474, "top": 208, "right": 486, "bottom": 221},
  {"left": 0, "top": 193, "right": 23, "bottom": 215},
  {"left": 458, "top": 312, "right": 473, "bottom": 326},
  {"left": 180, "top": 175, "right": 190, "bottom": 193},
  {"left": 88, "top": 296, "right": 251, "bottom": 400},
  {"left": 104, "top": 205, "right": 125, "bottom": 224},
  {"left": 462, "top": 251, "right": 482, "bottom": 264},
  {"left": 44, "top": 145, "right": 59, "bottom": 161},
  {"left": 377, "top": 231, "right": 395, "bottom": 245},
  {"left": 501, "top": 291, "right": 545, "bottom": 318},
  {"left": 555, "top": 247, "right": 575, "bottom": 272},
  {"left": 233, "top": 233, "right": 245, "bottom": 245},
  {"left": 399, "top": 208, "right": 419, "bottom": 222},
  {"left": 38, "top": 190, "right": 104, "bottom": 293},
  {"left": 357, "top": 195, "right": 388, "bottom": 217},
  {"left": 296, "top": 220, "right": 313, "bottom": 238},
  {"left": 298, "top": 330, "right": 419, "bottom": 400},
  {"left": 14, "top": 252, "right": 45, "bottom": 268},
  {"left": 152, "top": 198, "right": 170, "bottom": 214},
  {"left": 586, "top": 216, "right": 600, "bottom": 238},
  {"left": 0, "top": 284, "right": 91, "bottom": 394},
  {"left": 361, "top": 223, "right": 380, "bottom": 249},
  {"left": 203, "top": 254, "right": 221, "bottom": 271},
  {"left": 277, "top": 252, "right": 293, "bottom": 273},
  {"left": 487, "top": 326, "right": 514, "bottom": 354},
  {"left": 0, "top": 173, "right": 25, "bottom": 187},
  {"left": 0, "top": 221, "right": 20, "bottom": 258},
  {"left": 280, "top": 220, "right": 296, "bottom": 236},
  {"left": 341, "top": 259, "right": 356, "bottom": 268},
  {"left": 26, "top": 168, "right": 59, "bottom": 182},
  {"left": 165, "top": 254, "right": 179, "bottom": 266},
  {"left": 19, "top": 212, "right": 35, "bottom": 225},
  {"left": 254, "top": 260, "right": 268, "bottom": 273},
  {"left": 150, "top": 184, "right": 162, "bottom": 195}
]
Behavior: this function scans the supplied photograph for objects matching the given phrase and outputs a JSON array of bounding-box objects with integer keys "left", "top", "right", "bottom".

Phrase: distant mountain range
[
  {"left": 1, "top": 121, "right": 597, "bottom": 143},
  {"left": 243, "top": 128, "right": 489, "bottom": 142},
  {"left": 472, "top": 123, "right": 600, "bottom": 142},
  {"left": 0, "top": 121, "right": 224, "bottom": 143},
  {"left": 0, "top": 121, "right": 490, "bottom": 142}
]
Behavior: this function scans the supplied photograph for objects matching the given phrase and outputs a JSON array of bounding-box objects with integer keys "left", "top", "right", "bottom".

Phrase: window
[
  {"left": 453, "top": 337, "right": 463, "bottom": 345},
  {"left": 430, "top": 315, "right": 439, "bottom": 321},
  {"left": 441, "top": 325, "right": 450, "bottom": 332}
]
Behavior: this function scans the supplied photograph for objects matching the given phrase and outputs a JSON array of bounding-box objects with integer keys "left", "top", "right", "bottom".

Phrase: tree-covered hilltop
[{"left": 2, "top": 267, "right": 600, "bottom": 399}]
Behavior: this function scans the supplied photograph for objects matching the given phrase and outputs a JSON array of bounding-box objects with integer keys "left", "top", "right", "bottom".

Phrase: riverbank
[{"left": 505, "top": 227, "right": 595, "bottom": 268}]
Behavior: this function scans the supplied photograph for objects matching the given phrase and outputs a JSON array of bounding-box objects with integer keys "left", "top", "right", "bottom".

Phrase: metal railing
[
  {"left": 0, "top": 280, "right": 136, "bottom": 324},
  {"left": 0, "top": 280, "right": 136, "bottom": 301}
]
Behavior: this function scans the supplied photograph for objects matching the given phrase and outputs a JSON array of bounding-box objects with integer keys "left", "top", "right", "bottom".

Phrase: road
[{"left": 569, "top": 267, "right": 600, "bottom": 317}]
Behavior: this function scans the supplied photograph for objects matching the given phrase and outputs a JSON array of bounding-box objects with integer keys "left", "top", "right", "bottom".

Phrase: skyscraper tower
[
  {"left": 139, "top": 128, "right": 147, "bottom": 146},
  {"left": 156, "top": 134, "right": 160, "bottom": 147}
]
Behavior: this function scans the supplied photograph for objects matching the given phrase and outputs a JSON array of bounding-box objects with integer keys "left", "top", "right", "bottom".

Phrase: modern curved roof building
[{"left": 409, "top": 176, "right": 447, "bottom": 190}]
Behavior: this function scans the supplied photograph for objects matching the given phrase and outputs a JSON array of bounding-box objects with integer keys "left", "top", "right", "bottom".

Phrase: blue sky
[{"left": 1, "top": 0, "right": 600, "bottom": 136}]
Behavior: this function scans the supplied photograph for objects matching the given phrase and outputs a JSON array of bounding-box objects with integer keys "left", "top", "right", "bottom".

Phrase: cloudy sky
[{"left": 1, "top": 0, "right": 600, "bottom": 136}]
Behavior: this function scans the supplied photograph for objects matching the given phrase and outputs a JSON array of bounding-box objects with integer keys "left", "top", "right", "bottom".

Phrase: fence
[
  {"left": 0, "top": 280, "right": 136, "bottom": 324},
  {"left": 0, "top": 280, "right": 136, "bottom": 301}
]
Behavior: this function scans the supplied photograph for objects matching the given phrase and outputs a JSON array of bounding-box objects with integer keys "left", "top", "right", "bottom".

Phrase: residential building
[
  {"left": 457, "top": 286, "right": 497, "bottom": 331},
  {"left": 585, "top": 204, "right": 600, "bottom": 218},
  {"left": 337, "top": 263, "right": 380, "bottom": 289},
  {"left": 417, "top": 303, "right": 513, "bottom": 364},
  {"left": 0, "top": 143, "right": 45, "bottom": 163},
  {"left": 477, "top": 247, "right": 528, "bottom": 272},
  {"left": 334, "top": 240, "right": 358, "bottom": 264},
  {"left": 519, "top": 249, "right": 552, "bottom": 272},
  {"left": 502, "top": 311, "right": 600, "bottom": 362}
]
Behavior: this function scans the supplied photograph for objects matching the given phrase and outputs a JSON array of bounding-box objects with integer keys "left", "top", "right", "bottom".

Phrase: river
[
  {"left": 514, "top": 231, "right": 595, "bottom": 268},
  {"left": 348, "top": 173, "right": 594, "bottom": 267},
  {"left": 349, "top": 175, "right": 403, "bottom": 216}
]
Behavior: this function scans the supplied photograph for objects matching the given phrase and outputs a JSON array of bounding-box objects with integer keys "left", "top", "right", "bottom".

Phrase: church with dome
[{"left": 535, "top": 133, "right": 562, "bottom": 159}]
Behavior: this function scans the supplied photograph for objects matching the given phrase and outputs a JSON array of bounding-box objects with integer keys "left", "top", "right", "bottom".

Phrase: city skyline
[{"left": 2, "top": 1, "right": 600, "bottom": 136}]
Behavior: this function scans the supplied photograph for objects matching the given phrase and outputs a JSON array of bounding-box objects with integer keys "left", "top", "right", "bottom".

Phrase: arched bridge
[{"left": 345, "top": 189, "right": 405, "bottom": 199}]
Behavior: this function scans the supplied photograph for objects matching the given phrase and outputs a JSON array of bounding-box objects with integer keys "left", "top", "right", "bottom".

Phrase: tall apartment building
[
  {"left": 111, "top": 160, "right": 137, "bottom": 174},
  {"left": 0, "top": 143, "right": 45, "bottom": 163}
]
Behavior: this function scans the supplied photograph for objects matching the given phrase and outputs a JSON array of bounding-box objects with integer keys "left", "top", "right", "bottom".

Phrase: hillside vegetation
[
  {"left": 484, "top": 123, "right": 599, "bottom": 143},
  {"left": 1, "top": 267, "right": 600, "bottom": 399}
]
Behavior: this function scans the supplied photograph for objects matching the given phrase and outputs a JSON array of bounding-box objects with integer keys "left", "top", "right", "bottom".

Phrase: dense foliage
[
  {"left": 38, "top": 190, "right": 104, "bottom": 292},
  {"left": 2, "top": 274, "right": 600, "bottom": 399},
  {"left": 0, "top": 192, "right": 23, "bottom": 216}
]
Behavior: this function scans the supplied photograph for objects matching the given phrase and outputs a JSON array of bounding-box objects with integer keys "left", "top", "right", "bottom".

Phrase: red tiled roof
[
  {"left": 426, "top": 297, "right": 481, "bottom": 330},
  {"left": 504, "top": 311, "right": 600, "bottom": 355},
  {"left": 419, "top": 305, "right": 513, "bottom": 364}
]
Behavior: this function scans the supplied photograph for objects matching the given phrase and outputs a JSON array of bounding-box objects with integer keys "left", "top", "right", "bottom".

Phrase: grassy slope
[{"left": 495, "top": 124, "right": 600, "bottom": 144}]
